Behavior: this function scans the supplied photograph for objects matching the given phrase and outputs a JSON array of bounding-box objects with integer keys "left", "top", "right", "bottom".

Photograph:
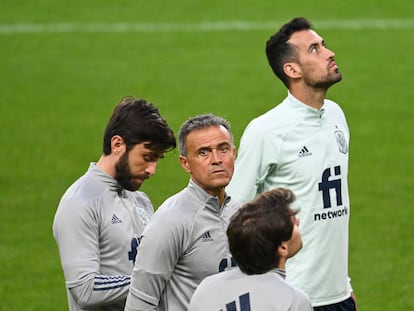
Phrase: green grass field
[{"left": 1, "top": 1, "right": 413, "bottom": 310}]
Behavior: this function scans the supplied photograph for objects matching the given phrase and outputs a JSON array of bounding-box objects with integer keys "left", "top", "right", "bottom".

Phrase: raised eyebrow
[
  {"left": 198, "top": 141, "right": 232, "bottom": 149},
  {"left": 217, "top": 141, "right": 232, "bottom": 147}
]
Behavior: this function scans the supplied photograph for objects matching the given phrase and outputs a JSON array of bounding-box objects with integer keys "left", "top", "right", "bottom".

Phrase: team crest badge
[
  {"left": 334, "top": 130, "right": 348, "bottom": 154},
  {"left": 137, "top": 207, "right": 151, "bottom": 226}
]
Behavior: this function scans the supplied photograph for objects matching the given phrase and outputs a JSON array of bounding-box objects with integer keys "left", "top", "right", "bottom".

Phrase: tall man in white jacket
[{"left": 227, "top": 17, "right": 357, "bottom": 310}]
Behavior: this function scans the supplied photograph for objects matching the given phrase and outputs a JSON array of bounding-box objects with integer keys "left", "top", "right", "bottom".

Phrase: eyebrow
[
  {"left": 145, "top": 150, "right": 165, "bottom": 159},
  {"left": 308, "top": 39, "right": 325, "bottom": 52},
  {"left": 197, "top": 141, "right": 231, "bottom": 151}
]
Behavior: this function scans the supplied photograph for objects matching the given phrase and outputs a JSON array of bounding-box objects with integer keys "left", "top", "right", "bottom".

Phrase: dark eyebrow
[
  {"left": 308, "top": 39, "right": 325, "bottom": 52},
  {"left": 197, "top": 141, "right": 231, "bottom": 151},
  {"left": 146, "top": 150, "right": 165, "bottom": 159},
  {"left": 217, "top": 141, "right": 231, "bottom": 147}
]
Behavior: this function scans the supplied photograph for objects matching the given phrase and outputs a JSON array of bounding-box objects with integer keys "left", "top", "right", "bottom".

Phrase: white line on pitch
[{"left": 1, "top": 19, "right": 414, "bottom": 34}]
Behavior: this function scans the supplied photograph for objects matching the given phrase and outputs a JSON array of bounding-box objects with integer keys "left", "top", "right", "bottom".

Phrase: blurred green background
[{"left": 1, "top": 1, "right": 413, "bottom": 310}]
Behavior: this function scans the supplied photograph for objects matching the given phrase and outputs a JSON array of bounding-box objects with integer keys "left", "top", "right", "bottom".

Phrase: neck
[
  {"left": 191, "top": 179, "right": 226, "bottom": 206},
  {"left": 214, "top": 190, "right": 226, "bottom": 206},
  {"left": 209, "top": 189, "right": 226, "bottom": 206},
  {"left": 277, "top": 257, "right": 287, "bottom": 270},
  {"left": 96, "top": 154, "right": 116, "bottom": 178},
  {"left": 289, "top": 85, "right": 327, "bottom": 110}
]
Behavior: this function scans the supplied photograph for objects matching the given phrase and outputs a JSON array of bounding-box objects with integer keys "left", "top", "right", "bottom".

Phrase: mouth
[
  {"left": 211, "top": 169, "right": 226, "bottom": 175},
  {"left": 329, "top": 61, "right": 338, "bottom": 70},
  {"left": 133, "top": 175, "right": 149, "bottom": 183}
]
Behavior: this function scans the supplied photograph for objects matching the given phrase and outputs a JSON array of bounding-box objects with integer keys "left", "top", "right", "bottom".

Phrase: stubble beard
[{"left": 312, "top": 70, "right": 342, "bottom": 90}]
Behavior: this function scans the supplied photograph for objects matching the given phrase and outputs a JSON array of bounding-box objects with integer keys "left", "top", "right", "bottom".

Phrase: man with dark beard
[{"left": 53, "top": 96, "right": 176, "bottom": 311}]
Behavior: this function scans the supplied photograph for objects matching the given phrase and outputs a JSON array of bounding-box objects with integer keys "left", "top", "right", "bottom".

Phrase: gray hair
[{"left": 178, "top": 113, "right": 233, "bottom": 156}]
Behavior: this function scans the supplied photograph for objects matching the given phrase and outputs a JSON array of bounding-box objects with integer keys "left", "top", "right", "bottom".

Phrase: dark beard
[{"left": 114, "top": 152, "right": 137, "bottom": 191}]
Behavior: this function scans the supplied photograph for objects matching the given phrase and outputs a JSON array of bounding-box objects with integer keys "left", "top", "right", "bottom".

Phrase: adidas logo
[
  {"left": 201, "top": 230, "right": 214, "bottom": 242},
  {"left": 111, "top": 214, "right": 122, "bottom": 224},
  {"left": 298, "top": 146, "right": 312, "bottom": 158}
]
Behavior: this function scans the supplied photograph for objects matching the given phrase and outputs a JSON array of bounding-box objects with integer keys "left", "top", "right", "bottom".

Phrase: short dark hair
[
  {"left": 227, "top": 188, "right": 298, "bottom": 275},
  {"left": 266, "top": 17, "right": 312, "bottom": 88},
  {"left": 178, "top": 113, "right": 233, "bottom": 156},
  {"left": 103, "top": 96, "right": 176, "bottom": 155}
]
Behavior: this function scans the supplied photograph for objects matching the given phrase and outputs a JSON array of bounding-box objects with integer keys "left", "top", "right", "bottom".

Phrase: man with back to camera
[
  {"left": 189, "top": 188, "right": 313, "bottom": 311},
  {"left": 53, "top": 96, "right": 176, "bottom": 311},
  {"left": 227, "top": 17, "right": 357, "bottom": 310},
  {"left": 124, "top": 113, "right": 240, "bottom": 311}
]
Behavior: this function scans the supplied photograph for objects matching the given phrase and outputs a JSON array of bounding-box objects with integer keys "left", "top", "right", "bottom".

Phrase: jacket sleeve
[
  {"left": 227, "top": 121, "right": 277, "bottom": 204},
  {"left": 53, "top": 196, "right": 130, "bottom": 308},
  {"left": 125, "top": 207, "right": 184, "bottom": 311}
]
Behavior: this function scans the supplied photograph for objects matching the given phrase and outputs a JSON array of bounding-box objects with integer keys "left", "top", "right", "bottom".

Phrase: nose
[
  {"left": 295, "top": 216, "right": 300, "bottom": 227},
  {"left": 210, "top": 149, "right": 223, "bottom": 163},
  {"left": 326, "top": 47, "right": 335, "bottom": 58},
  {"left": 145, "top": 161, "right": 158, "bottom": 176}
]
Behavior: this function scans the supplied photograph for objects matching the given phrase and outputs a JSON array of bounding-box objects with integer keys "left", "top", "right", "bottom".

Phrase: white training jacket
[{"left": 227, "top": 92, "right": 353, "bottom": 306}]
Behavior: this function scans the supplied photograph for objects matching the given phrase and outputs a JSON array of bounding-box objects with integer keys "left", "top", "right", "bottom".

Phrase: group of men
[{"left": 53, "top": 17, "right": 357, "bottom": 311}]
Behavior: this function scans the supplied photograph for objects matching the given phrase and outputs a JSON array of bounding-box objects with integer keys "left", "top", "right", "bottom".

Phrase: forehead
[
  {"left": 186, "top": 125, "right": 232, "bottom": 148},
  {"left": 288, "top": 29, "right": 323, "bottom": 49}
]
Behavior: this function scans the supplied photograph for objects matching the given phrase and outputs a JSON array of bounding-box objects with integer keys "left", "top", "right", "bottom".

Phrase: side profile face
[
  {"left": 288, "top": 29, "right": 342, "bottom": 89},
  {"left": 286, "top": 216, "right": 303, "bottom": 258},
  {"left": 179, "top": 125, "right": 236, "bottom": 198},
  {"left": 115, "top": 141, "right": 164, "bottom": 191}
]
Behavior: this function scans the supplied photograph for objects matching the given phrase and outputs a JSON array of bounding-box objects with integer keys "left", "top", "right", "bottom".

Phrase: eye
[
  {"left": 198, "top": 149, "right": 210, "bottom": 157},
  {"left": 143, "top": 154, "right": 157, "bottom": 162},
  {"left": 218, "top": 145, "right": 230, "bottom": 153}
]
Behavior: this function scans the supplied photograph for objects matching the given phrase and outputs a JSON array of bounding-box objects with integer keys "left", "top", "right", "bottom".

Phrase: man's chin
[
  {"left": 129, "top": 180, "right": 143, "bottom": 191},
  {"left": 117, "top": 179, "right": 141, "bottom": 192},
  {"left": 213, "top": 178, "right": 231, "bottom": 189}
]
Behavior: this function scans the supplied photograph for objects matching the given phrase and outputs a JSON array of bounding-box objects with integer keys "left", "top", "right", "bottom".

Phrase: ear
[
  {"left": 111, "top": 135, "right": 126, "bottom": 156},
  {"left": 179, "top": 155, "right": 191, "bottom": 173},
  {"left": 283, "top": 62, "right": 302, "bottom": 79},
  {"left": 276, "top": 242, "right": 289, "bottom": 269},
  {"left": 277, "top": 241, "right": 289, "bottom": 258}
]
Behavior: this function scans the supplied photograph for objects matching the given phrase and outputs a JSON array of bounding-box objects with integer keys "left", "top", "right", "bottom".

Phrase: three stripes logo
[
  {"left": 201, "top": 230, "right": 214, "bottom": 242},
  {"left": 298, "top": 145, "right": 312, "bottom": 158},
  {"left": 111, "top": 214, "right": 122, "bottom": 224}
]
